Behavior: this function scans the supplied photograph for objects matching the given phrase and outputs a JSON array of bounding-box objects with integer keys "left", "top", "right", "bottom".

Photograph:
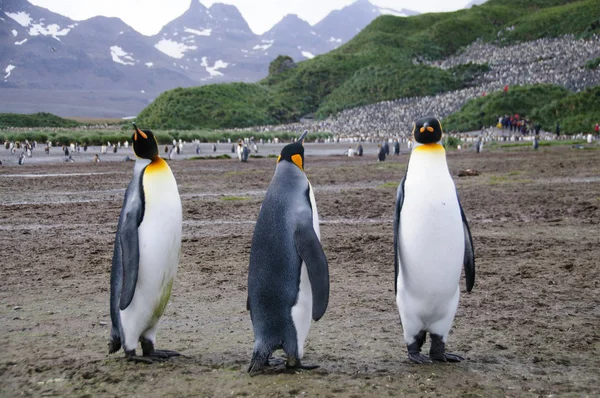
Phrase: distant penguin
[
  {"left": 476, "top": 137, "right": 483, "bottom": 153},
  {"left": 533, "top": 135, "right": 539, "bottom": 150},
  {"left": 236, "top": 140, "right": 244, "bottom": 160},
  {"left": 394, "top": 117, "right": 475, "bottom": 364},
  {"left": 394, "top": 140, "right": 400, "bottom": 155},
  {"left": 356, "top": 144, "right": 363, "bottom": 157},
  {"left": 247, "top": 130, "right": 329, "bottom": 375},
  {"left": 109, "top": 123, "right": 182, "bottom": 362},
  {"left": 213, "top": 143, "right": 217, "bottom": 152},
  {"left": 377, "top": 145, "right": 386, "bottom": 162},
  {"left": 383, "top": 141, "right": 390, "bottom": 156},
  {"left": 241, "top": 145, "right": 250, "bottom": 162},
  {"left": 18, "top": 152, "right": 25, "bottom": 165}
]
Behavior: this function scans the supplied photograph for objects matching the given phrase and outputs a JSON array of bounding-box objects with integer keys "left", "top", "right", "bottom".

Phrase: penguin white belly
[
  {"left": 291, "top": 263, "right": 312, "bottom": 359},
  {"left": 120, "top": 166, "right": 182, "bottom": 348},
  {"left": 291, "top": 182, "right": 319, "bottom": 358},
  {"left": 397, "top": 172, "right": 463, "bottom": 327}
]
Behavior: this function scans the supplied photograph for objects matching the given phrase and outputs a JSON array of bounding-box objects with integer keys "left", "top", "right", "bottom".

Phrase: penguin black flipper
[
  {"left": 116, "top": 169, "right": 146, "bottom": 311},
  {"left": 458, "top": 199, "right": 475, "bottom": 292},
  {"left": 294, "top": 217, "right": 329, "bottom": 321},
  {"left": 393, "top": 174, "right": 407, "bottom": 294}
]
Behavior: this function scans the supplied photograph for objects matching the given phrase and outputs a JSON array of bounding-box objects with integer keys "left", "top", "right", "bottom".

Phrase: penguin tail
[
  {"left": 248, "top": 350, "right": 270, "bottom": 375},
  {"left": 108, "top": 328, "right": 122, "bottom": 354}
]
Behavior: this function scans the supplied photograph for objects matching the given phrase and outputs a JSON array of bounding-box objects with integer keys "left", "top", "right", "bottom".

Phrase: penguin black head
[
  {"left": 413, "top": 117, "right": 443, "bottom": 144},
  {"left": 277, "top": 130, "right": 308, "bottom": 171},
  {"left": 132, "top": 123, "right": 159, "bottom": 160}
]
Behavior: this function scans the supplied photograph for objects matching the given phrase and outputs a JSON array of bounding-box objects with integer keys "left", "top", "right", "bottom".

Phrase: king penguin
[
  {"left": 247, "top": 130, "right": 329, "bottom": 375},
  {"left": 109, "top": 123, "right": 182, "bottom": 362},
  {"left": 394, "top": 117, "right": 475, "bottom": 364}
]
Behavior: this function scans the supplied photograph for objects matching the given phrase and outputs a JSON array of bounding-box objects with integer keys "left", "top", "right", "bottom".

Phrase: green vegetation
[
  {"left": 443, "top": 85, "right": 600, "bottom": 134},
  {"left": 187, "top": 154, "right": 232, "bottom": 160},
  {"left": 443, "top": 135, "right": 463, "bottom": 149},
  {"left": 0, "top": 128, "right": 331, "bottom": 146},
  {"left": 135, "top": 0, "right": 600, "bottom": 130},
  {"left": 220, "top": 196, "right": 251, "bottom": 201},
  {"left": 584, "top": 57, "right": 600, "bottom": 69},
  {"left": 0, "top": 112, "right": 80, "bottom": 128}
]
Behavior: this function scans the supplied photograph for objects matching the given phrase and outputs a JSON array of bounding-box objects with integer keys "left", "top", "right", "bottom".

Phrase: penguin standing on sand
[
  {"left": 109, "top": 123, "right": 182, "bottom": 362},
  {"left": 476, "top": 137, "right": 483, "bottom": 153},
  {"left": 241, "top": 145, "right": 250, "bottom": 162},
  {"left": 247, "top": 130, "right": 329, "bottom": 375},
  {"left": 377, "top": 144, "right": 386, "bottom": 162},
  {"left": 394, "top": 117, "right": 475, "bottom": 364}
]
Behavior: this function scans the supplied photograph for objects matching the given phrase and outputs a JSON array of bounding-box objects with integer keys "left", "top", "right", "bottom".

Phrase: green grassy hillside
[
  {"left": 0, "top": 112, "right": 80, "bottom": 128},
  {"left": 135, "top": 0, "right": 600, "bottom": 130},
  {"left": 443, "top": 84, "right": 600, "bottom": 134}
]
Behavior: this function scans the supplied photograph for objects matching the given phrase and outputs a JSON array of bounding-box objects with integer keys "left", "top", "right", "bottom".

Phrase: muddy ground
[{"left": 1, "top": 144, "right": 599, "bottom": 397}]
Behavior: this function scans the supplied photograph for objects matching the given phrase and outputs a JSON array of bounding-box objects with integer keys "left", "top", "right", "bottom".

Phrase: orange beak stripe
[{"left": 135, "top": 127, "right": 148, "bottom": 139}]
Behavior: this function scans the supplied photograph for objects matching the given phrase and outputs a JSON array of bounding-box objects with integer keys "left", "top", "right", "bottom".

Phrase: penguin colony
[{"left": 109, "top": 118, "right": 475, "bottom": 372}]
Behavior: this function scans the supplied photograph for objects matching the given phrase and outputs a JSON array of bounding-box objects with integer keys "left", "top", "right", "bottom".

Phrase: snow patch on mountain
[
  {"left": 301, "top": 51, "right": 315, "bottom": 59},
  {"left": 155, "top": 38, "right": 197, "bottom": 59},
  {"left": 378, "top": 7, "right": 410, "bottom": 17},
  {"left": 6, "top": 11, "right": 71, "bottom": 40},
  {"left": 184, "top": 27, "right": 212, "bottom": 36},
  {"left": 253, "top": 40, "right": 274, "bottom": 51},
  {"left": 29, "top": 23, "right": 71, "bottom": 40},
  {"left": 4, "top": 65, "right": 16, "bottom": 80},
  {"left": 110, "top": 46, "right": 135, "bottom": 66},
  {"left": 12, "top": 29, "right": 18, "bottom": 37},
  {"left": 145, "top": 62, "right": 154, "bottom": 67},
  {"left": 5, "top": 11, "right": 31, "bottom": 27},
  {"left": 15, "top": 38, "right": 28, "bottom": 45},
  {"left": 201, "top": 57, "right": 228, "bottom": 77},
  {"left": 329, "top": 37, "right": 342, "bottom": 43}
]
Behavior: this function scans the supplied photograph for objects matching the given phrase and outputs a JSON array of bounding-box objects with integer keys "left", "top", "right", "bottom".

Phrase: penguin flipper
[
  {"left": 393, "top": 175, "right": 407, "bottom": 294},
  {"left": 458, "top": 200, "right": 475, "bottom": 292},
  {"left": 294, "top": 221, "right": 329, "bottom": 321},
  {"left": 117, "top": 172, "right": 146, "bottom": 310}
]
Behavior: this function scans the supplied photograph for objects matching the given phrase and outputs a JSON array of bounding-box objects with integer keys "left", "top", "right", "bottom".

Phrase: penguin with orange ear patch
[
  {"left": 109, "top": 123, "right": 182, "bottom": 363},
  {"left": 394, "top": 117, "right": 475, "bottom": 364},
  {"left": 247, "top": 130, "right": 329, "bottom": 375}
]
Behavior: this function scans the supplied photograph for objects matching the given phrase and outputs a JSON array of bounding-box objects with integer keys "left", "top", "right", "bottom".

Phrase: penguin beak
[
  {"left": 298, "top": 130, "right": 308, "bottom": 145},
  {"left": 133, "top": 123, "right": 147, "bottom": 141},
  {"left": 419, "top": 124, "right": 434, "bottom": 133}
]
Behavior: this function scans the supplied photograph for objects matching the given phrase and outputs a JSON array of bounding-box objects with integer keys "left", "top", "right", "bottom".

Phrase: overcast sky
[{"left": 28, "top": 0, "right": 470, "bottom": 35}]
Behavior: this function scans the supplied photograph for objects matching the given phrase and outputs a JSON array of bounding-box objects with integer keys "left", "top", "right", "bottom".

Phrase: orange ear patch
[{"left": 291, "top": 154, "right": 303, "bottom": 170}]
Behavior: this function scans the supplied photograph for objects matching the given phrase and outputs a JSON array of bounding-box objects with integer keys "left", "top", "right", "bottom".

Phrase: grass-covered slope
[
  {"left": 0, "top": 112, "right": 80, "bottom": 128},
  {"left": 443, "top": 84, "right": 600, "bottom": 134},
  {"left": 135, "top": 83, "right": 290, "bottom": 130},
  {"left": 136, "top": 0, "right": 600, "bottom": 130}
]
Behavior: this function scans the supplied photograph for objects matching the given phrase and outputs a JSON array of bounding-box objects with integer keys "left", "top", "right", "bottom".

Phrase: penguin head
[
  {"left": 413, "top": 117, "right": 443, "bottom": 144},
  {"left": 132, "top": 123, "right": 159, "bottom": 160},
  {"left": 277, "top": 130, "right": 308, "bottom": 171}
]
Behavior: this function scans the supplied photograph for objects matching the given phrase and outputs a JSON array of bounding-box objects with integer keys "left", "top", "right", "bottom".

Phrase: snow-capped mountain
[{"left": 0, "top": 0, "right": 418, "bottom": 117}]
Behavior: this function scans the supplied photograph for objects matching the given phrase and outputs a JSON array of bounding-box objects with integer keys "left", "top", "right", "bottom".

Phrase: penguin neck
[
  {"left": 134, "top": 157, "right": 152, "bottom": 173},
  {"left": 408, "top": 143, "right": 449, "bottom": 176},
  {"left": 273, "top": 161, "right": 306, "bottom": 185}
]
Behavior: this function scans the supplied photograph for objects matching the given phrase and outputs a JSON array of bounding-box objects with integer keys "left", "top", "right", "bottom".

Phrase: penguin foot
[
  {"left": 430, "top": 352, "right": 464, "bottom": 362},
  {"left": 125, "top": 350, "right": 154, "bottom": 364},
  {"left": 429, "top": 334, "right": 464, "bottom": 362},
  {"left": 407, "top": 352, "right": 433, "bottom": 364},
  {"left": 268, "top": 357, "right": 285, "bottom": 367},
  {"left": 148, "top": 350, "right": 181, "bottom": 359},
  {"left": 286, "top": 357, "right": 319, "bottom": 370}
]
